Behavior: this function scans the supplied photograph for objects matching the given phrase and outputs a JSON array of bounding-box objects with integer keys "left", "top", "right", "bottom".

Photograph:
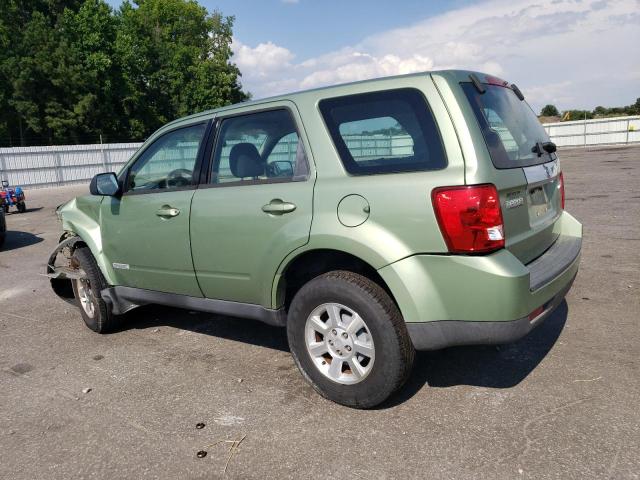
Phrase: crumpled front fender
[{"left": 44, "top": 234, "right": 86, "bottom": 303}]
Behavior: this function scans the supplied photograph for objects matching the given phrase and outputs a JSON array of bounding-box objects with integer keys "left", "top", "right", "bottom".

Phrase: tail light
[
  {"left": 528, "top": 305, "right": 545, "bottom": 322},
  {"left": 432, "top": 184, "right": 505, "bottom": 254},
  {"left": 558, "top": 171, "right": 565, "bottom": 210}
]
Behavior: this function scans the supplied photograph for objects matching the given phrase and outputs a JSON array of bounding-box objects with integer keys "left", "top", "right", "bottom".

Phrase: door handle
[
  {"left": 261, "top": 199, "right": 296, "bottom": 215},
  {"left": 156, "top": 205, "right": 180, "bottom": 218}
]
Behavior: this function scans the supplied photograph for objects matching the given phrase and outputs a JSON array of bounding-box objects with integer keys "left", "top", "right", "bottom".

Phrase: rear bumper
[
  {"left": 378, "top": 211, "right": 582, "bottom": 350},
  {"left": 406, "top": 274, "right": 574, "bottom": 350}
]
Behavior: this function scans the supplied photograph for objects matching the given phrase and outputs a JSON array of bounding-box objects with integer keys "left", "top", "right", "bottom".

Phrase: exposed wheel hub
[{"left": 326, "top": 328, "right": 354, "bottom": 358}]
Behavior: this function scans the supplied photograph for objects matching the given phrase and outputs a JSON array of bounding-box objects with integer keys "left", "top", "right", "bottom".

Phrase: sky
[{"left": 107, "top": 0, "right": 640, "bottom": 112}]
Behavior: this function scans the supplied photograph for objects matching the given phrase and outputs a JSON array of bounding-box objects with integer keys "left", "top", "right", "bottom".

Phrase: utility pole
[{"left": 18, "top": 115, "right": 24, "bottom": 147}]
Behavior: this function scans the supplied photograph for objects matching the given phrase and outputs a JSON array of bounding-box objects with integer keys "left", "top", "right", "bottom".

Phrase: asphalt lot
[{"left": 1, "top": 145, "right": 639, "bottom": 479}]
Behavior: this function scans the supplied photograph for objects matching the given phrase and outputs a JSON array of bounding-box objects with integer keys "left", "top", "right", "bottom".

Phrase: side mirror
[{"left": 90, "top": 172, "right": 121, "bottom": 197}]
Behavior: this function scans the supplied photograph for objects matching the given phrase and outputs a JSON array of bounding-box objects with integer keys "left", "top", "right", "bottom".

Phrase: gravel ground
[{"left": 0, "top": 145, "right": 638, "bottom": 479}]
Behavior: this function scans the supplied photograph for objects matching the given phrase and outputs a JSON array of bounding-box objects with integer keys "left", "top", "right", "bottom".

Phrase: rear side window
[
  {"left": 319, "top": 89, "right": 447, "bottom": 175},
  {"left": 211, "top": 109, "right": 309, "bottom": 185},
  {"left": 461, "top": 83, "right": 554, "bottom": 169}
]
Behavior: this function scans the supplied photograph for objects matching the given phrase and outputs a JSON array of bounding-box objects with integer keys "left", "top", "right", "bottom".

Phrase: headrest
[{"left": 229, "top": 143, "right": 264, "bottom": 178}]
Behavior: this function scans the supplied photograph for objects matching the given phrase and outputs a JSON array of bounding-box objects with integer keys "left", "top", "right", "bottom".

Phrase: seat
[{"left": 229, "top": 143, "right": 264, "bottom": 180}]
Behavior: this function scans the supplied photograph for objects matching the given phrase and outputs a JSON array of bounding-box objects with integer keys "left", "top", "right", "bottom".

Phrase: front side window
[
  {"left": 211, "top": 109, "right": 309, "bottom": 185},
  {"left": 319, "top": 88, "right": 447, "bottom": 175},
  {"left": 127, "top": 123, "right": 206, "bottom": 192}
]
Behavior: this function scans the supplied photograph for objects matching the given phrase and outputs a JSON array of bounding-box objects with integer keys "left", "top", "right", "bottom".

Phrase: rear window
[
  {"left": 462, "top": 83, "right": 555, "bottom": 169},
  {"left": 319, "top": 88, "right": 447, "bottom": 175}
]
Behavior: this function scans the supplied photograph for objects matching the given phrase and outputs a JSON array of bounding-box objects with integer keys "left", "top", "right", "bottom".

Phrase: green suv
[{"left": 47, "top": 70, "right": 582, "bottom": 408}]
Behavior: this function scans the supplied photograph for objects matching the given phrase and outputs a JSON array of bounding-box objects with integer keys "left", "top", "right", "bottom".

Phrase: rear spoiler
[{"left": 469, "top": 73, "right": 525, "bottom": 101}]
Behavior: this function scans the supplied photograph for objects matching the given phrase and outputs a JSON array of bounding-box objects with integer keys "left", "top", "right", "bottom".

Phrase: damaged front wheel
[{"left": 70, "top": 247, "right": 120, "bottom": 333}]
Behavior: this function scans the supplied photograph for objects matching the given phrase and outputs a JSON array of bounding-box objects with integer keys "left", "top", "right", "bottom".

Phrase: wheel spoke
[
  {"left": 353, "top": 340, "right": 374, "bottom": 359},
  {"left": 308, "top": 315, "right": 329, "bottom": 334},
  {"left": 77, "top": 279, "right": 95, "bottom": 318},
  {"left": 347, "top": 358, "right": 365, "bottom": 379},
  {"left": 328, "top": 358, "right": 343, "bottom": 378},
  {"left": 327, "top": 304, "right": 343, "bottom": 328},
  {"left": 307, "top": 341, "right": 327, "bottom": 357},
  {"left": 345, "top": 313, "right": 365, "bottom": 335}
]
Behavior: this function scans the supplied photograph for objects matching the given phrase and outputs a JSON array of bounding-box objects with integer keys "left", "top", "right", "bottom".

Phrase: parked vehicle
[
  {"left": 0, "top": 206, "right": 5, "bottom": 248},
  {"left": 1, "top": 180, "right": 27, "bottom": 213},
  {"left": 46, "top": 70, "right": 582, "bottom": 408}
]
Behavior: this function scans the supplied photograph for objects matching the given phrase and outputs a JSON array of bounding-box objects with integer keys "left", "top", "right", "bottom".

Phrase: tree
[
  {"left": 114, "top": 0, "right": 247, "bottom": 140},
  {"left": 1, "top": 0, "right": 88, "bottom": 145},
  {"left": 0, "top": 0, "right": 247, "bottom": 146},
  {"left": 540, "top": 104, "right": 560, "bottom": 117},
  {"left": 9, "top": 1, "right": 121, "bottom": 144},
  {"left": 562, "top": 110, "right": 593, "bottom": 121}
]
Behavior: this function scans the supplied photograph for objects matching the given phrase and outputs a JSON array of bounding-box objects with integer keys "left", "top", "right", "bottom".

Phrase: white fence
[
  {"left": 0, "top": 143, "right": 142, "bottom": 189},
  {"left": 542, "top": 115, "right": 640, "bottom": 147},
  {"left": 1, "top": 115, "right": 638, "bottom": 190}
]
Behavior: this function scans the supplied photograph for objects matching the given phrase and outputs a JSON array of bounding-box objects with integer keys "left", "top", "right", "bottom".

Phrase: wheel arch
[
  {"left": 272, "top": 247, "right": 399, "bottom": 312},
  {"left": 58, "top": 196, "right": 118, "bottom": 286},
  {"left": 46, "top": 229, "right": 114, "bottom": 302}
]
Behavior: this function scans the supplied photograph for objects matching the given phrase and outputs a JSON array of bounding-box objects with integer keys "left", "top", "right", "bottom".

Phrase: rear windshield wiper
[
  {"left": 511, "top": 84, "right": 525, "bottom": 101},
  {"left": 531, "top": 141, "right": 557, "bottom": 157}
]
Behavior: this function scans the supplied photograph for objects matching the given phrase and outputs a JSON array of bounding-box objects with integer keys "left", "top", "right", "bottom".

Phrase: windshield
[{"left": 462, "top": 83, "right": 554, "bottom": 169}]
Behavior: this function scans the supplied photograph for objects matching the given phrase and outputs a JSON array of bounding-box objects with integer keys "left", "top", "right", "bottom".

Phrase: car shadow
[
  {"left": 0, "top": 230, "right": 44, "bottom": 251},
  {"left": 118, "top": 304, "right": 290, "bottom": 352},
  {"left": 4, "top": 207, "right": 43, "bottom": 214},
  {"left": 24, "top": 207, "right": 44, "bottom": 213},
  {"left": 117, "top": 300, "right": 568, "bottom": 406},
  {"left": 378, "top": 300, "right": 569, "bottom": 409}
]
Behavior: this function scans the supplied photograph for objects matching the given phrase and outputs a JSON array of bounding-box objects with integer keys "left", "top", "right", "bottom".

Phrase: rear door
[
  {"left": 461, "top": 80, "right": 562, "bottom": 264},
  {"left": 190, "top": 103, "right": 314, "bottom": 306}
]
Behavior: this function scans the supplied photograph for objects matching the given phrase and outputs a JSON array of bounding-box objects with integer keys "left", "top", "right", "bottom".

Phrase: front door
[
  {"left": 101, "top": 122, "right": 208, "bottom": 296},
  {"left": 190, "top": 106, "right": 314, "bottom": 306}
]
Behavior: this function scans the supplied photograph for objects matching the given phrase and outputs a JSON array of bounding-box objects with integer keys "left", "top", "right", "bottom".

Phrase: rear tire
[
  {"left": 287, "top": 271, "right": 414, "bottom": 408},
  {"left": 17, "top": 202, "right": 26, "bottom": 213},
  {"left": 71, "top": 247, "right": 120, "bottom": 333}
]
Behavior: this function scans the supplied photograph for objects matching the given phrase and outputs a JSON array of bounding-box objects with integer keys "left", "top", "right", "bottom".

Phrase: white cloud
[
  {"left": 232, "top": 0, "right": 640, "bottom": 111},
  {"left": 232, "top": 39, "right": 294, "bottom": 76},
  {"left": 281, "top": 0, "right": 299, "bottom": 3},
  {"left": 299, "top": 52, "right": 434, "bottom": 89}
]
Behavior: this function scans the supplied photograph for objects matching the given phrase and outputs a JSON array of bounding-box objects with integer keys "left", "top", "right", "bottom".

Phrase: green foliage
[
  {"left": 0, "top": 0, "right": 247, "bottom": 146},
  {"left": 540, "top": 104, "right": 560, "bottom": 117},
  {"left": 562, "top": 110, "right": 594, "bottom": 121},
  {"left": 561, "top": 98, "right": 639, "bottom": 121}
]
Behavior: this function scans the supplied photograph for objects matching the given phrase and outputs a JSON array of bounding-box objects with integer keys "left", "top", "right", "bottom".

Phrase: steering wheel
[{"left": 167, "top": 169, "right": 193, "bottom": 188}]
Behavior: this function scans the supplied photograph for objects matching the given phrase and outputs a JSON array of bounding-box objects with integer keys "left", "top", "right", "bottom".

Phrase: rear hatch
[{"left": 461, "top": 77, "right": 562, "bottom": 264}]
